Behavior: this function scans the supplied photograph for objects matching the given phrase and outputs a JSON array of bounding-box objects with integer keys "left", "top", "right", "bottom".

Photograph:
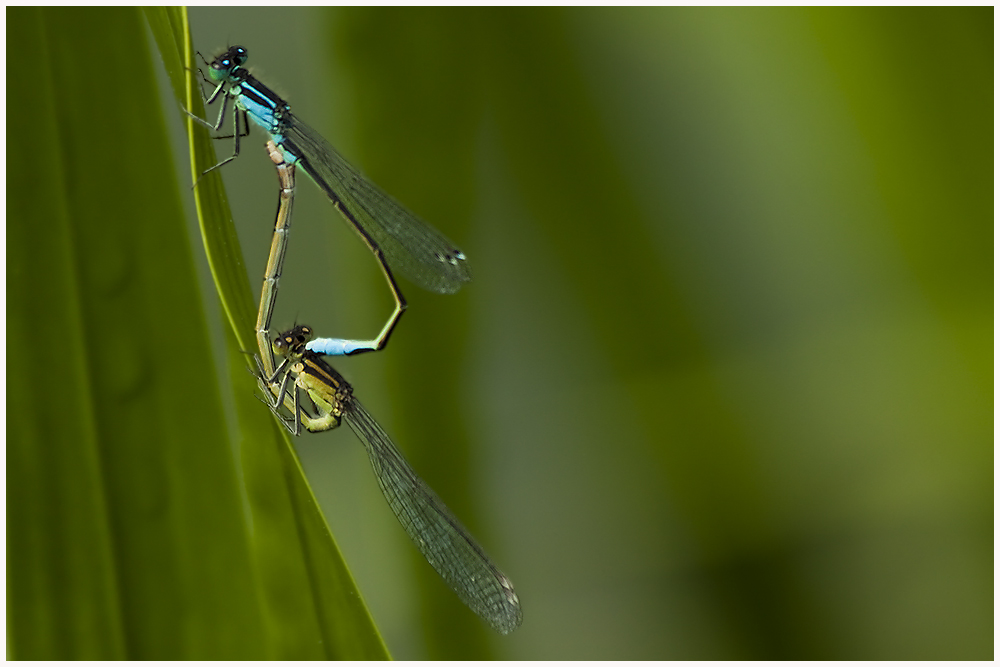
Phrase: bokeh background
[{"left": 9, "top": 7, "right": 992, "bottom": 660}]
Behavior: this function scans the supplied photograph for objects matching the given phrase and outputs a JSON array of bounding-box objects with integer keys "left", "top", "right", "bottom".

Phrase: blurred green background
[{"left": 8, "top": 6, "right": 991, "bottom": 660}]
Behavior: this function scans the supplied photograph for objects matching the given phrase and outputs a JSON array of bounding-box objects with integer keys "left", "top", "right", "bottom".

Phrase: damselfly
[
  {"left": 257, "top": 325, "right": 523, "bottom": 635},
  {"left": 256, "top": 141, "right": 399, "bottom": 376},
  {"left": 190, "top": 45, "right": 471, "bottom": 353}
]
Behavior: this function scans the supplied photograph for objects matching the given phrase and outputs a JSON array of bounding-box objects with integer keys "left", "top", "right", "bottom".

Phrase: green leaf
[{"left": 7, "top": 7, "right": 388, "bottom": 659}]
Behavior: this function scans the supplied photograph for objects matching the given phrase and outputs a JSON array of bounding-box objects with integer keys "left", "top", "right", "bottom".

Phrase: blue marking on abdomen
[{"left": 306, "top": 338, "right": 368, "bottom": 356}]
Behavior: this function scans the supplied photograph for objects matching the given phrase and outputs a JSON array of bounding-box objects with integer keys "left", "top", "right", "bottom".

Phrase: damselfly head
[
  {"left": 272, "top": 325, "right": 313, "bottom": 358},
  {"left": 209, "top": 45, "right": 249, "bottom": 81}
]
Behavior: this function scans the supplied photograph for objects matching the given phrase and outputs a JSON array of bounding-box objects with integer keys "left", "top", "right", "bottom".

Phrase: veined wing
[
  {"left": 285, "top": 114, "right": 471, "bottom": 294},
  {"left": 342, "top": 397, "right": 521, "bottom": 634}
]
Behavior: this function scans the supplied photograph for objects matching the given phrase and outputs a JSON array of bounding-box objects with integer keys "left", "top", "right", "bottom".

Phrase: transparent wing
[
  {"left": 285, "top": 114, "right": 472, "bottom": 294},
  {"left": 342, "top": 397, "right": 522, "bottom": 634}
]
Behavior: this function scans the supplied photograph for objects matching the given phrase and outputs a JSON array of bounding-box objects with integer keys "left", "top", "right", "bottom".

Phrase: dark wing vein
[
  {"left": 343, "top": 397, "right": 521, "bottom": 634},
  {"left": 285, "top": 114, "right": 472, "bottom": 294}
]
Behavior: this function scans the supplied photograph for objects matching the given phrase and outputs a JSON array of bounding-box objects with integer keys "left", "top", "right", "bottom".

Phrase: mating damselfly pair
[{"left": 190, "top": 45, "right": 521, "bottom": 635}]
